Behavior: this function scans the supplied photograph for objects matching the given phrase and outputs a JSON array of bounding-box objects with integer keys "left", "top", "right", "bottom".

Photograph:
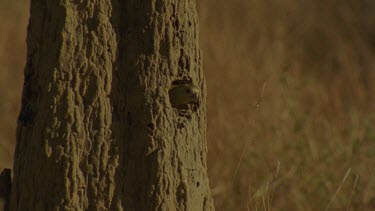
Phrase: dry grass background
[{"left": 1, "top": 0, "right": 375, "bottom": 210}]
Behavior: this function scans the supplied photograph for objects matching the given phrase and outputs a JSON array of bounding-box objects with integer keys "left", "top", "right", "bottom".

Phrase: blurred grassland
[
  {"left": 0, "top": 1, "right": 27, "bottom": 169},
  {"left": 1, "top": 0, "right": 375, "bottom": 210}
]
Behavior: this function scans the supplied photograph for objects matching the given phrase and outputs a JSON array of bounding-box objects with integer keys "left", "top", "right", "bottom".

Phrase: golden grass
[
  {"left": 198, "top": 0, "right": 375, "bottom": 210},
  {"left": 1, "top": 0, "right": 375, "bottom": 210}
]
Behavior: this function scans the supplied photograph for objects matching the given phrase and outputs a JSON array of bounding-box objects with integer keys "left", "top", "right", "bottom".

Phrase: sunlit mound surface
[{"left": 1, "top": 0, "right": 375, "bottom": 210}]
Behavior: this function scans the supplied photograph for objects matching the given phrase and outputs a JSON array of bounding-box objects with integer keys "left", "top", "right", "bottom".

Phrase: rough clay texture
[
  {"left": 11, "top": 0, "right": 214, "bottom": 210},
  {"left": 12, "top": 0, "right": 117, "bottom": 210}
]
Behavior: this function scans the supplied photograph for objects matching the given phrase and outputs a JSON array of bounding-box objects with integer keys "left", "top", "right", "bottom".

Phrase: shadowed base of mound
[
  {"left": 0, "top": 169, "right": 11, "bottom": 211},
  {"left": 0, "top": 198, "right": 4, "bottom": 211}
]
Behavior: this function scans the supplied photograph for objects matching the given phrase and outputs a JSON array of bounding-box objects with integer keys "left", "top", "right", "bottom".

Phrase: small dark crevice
[
  {"left": 171, "top": 78, "right": 192, "bottom": 86},
  {"left": 147, "top": 123, "right": 155, "bottom": 131},
  {"left": 178, "top": 48, "right": 189, "bottom": 72},
  {"left": 177, "top": 122, "right": 185, "bottom": 129},
  {"left": 177, "top": 110, "right": 193, "bottom": 119},
  {"left": 173, "top": 18, "right": 180, "bottom": 30},
  {"left": 177, "top": 182, "right": 188, "bottom": 209}
]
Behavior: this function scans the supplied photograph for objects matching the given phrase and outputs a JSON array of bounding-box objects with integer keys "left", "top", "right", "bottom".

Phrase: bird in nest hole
[{"left": 168, "top": 84, "right": 200, "bottom": 108}]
